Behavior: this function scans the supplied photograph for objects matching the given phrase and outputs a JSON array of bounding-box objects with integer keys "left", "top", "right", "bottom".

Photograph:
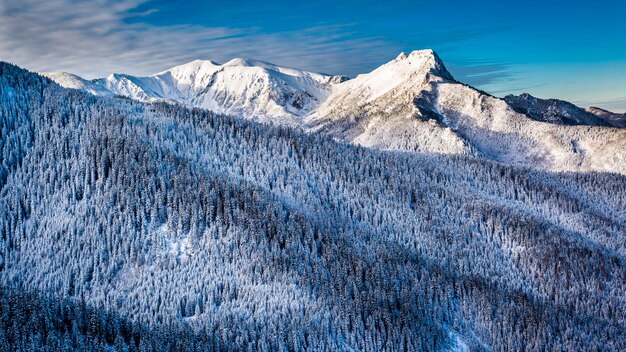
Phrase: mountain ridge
[
  {"left": 304, "top": 51, "right": 626, "bottom": 175},
  {"left": 44, "top": 50, "right": 625, "bottom": 121},
  {"left": 42, "top": 50, "right": 626, "bottom": 175},
  {"left": 504, "top": 93, "right": 623, "bottom": 127},
  {"left": 45, "top": 58, "right": 348, "bottom": 125}
]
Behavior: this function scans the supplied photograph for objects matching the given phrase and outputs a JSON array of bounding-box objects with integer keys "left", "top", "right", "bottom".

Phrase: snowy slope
[
  {"left": 307, "top": 50, "right": 626, "bottom": 175},
  {"left": 306, "top": 50, "right": 473, "bottom": 155},
  {"left": 432, "top": 82, "right": 626, "bottom": 173},
  {"left": 49, "top": 59, "right": 347, "bottom": 124},
  {"left": 4, "top": 62, "right": 626, "bottom": 351},
  {"left": 42, "top": 71, "right": 113, "bottom": 97}
]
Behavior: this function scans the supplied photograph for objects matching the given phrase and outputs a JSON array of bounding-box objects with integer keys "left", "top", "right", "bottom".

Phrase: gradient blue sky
[{"left": 1, "top": 0, "right": 625, "bottom": 111}]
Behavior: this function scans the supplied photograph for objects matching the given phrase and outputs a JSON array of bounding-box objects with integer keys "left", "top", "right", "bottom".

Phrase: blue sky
[{"left": 1, "top": 0, "right": 625, "bottom": 111}]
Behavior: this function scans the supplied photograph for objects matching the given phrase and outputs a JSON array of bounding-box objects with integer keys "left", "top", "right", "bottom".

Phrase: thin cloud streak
[
  {"left": 0, "top": 0, "right": 393, "bottom": 78},
  {"left": 0, "top": 0, "right": 515, "bottom": 83}
]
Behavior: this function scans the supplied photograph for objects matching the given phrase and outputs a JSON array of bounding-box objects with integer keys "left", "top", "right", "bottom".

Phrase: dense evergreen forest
[{"left": 1, "top": 62, "right": 625, "bottom": 351}]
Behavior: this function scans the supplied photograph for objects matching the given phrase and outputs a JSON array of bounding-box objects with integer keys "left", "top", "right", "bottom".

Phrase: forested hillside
[{"left": 1, "top": 62, "right": 625, "bottom": 351}]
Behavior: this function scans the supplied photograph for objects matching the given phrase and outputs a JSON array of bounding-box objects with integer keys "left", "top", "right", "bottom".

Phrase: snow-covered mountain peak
[
  {"left": 407, "top": 48, "right": 437, "bottom": 59},
  {"left": 309, "top": 49, "right": 453, "bottom": 121},
  {"left": 220, "top": 57, "right": 338, "bottom": 82},
  {"left": 45, "top": 50, "right": 455, "bottom": 125},
  {"left": 151, "top": 58, "right": 346, "bottom": 121},
  {"left": 45, "top": 57, "right": 349, "bottom": 122},
  {"left": 394, "top": 49, "right": 438, "bottom": 60},
  {"left": 503, "top": 93, "right": 622, "bottom": 127},
  {"left": 39, "top": 51, "right": 626, "bottom": 174},
  {"left": 373, "top": 49, "right": 453, "bottom": 83},
  {"left": 159, "top": 59, "right": 220, "bottom": 76},
  {"left": 408, "top": 49, "right": 452, "bottom": 79},
  {"left": 306, "top": 50, "right": 626, "bottom": 175},
  {"left": 223, "top": 57, "right": 272, "bottom": 68}
]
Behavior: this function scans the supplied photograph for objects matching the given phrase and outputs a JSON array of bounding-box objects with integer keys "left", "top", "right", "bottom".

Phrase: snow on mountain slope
[
  {"left": 307, "top": 50, "right": 626, "bottom": 175},
  {"left": 42, "top": 71, "right": 113, "bottom": 97},
  {"left": 306, "top": 50, "right": 473, "bottom": 155},
  {"left": 432, "top": 82, "right": 626, "bottom": 173},
  {"left": 4, "top": 62, "right": 626, "bottom": 351},
  {"left": 48, "top": 59, "right": 347, "bottom": 124}
]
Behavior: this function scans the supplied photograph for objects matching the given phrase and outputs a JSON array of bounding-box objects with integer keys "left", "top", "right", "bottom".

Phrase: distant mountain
[
  {"left": 504, "top": 93, "right": 617, "bottom": 127},
  {"left": 44, "top": 50, "right": 626, "bottom": 175},
  {"left": 587, "top": 106, "right": 626, "bottom": 127}
]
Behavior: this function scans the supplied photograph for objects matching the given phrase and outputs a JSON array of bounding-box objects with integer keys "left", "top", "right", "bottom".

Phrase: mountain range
[
  {"left": 45, "top": 49, "right": 626, "bottom": 175},
  {"left": 44, "top": 58, "right": 347, "bottom": 126}
]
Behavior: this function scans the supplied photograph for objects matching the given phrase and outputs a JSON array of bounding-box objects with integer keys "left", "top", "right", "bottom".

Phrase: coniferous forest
[{"left": 1, "top": 62, "right": 625, "bottom": 351}]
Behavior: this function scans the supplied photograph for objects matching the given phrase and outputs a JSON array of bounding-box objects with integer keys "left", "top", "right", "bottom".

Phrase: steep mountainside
[
  {"left": 307, "top": 50, "right": 472, "bottom": 155},
  {"left": 2, "top": 62, "right": 626, "bottom": 351}
]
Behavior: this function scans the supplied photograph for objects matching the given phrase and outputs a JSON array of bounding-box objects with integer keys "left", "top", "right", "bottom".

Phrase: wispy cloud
[
  {"left": 0, "top": 0, "right": 396, "bottom": 77},
  {"left": 0, "top": 0, "right": 520, "bottom": 83}
]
